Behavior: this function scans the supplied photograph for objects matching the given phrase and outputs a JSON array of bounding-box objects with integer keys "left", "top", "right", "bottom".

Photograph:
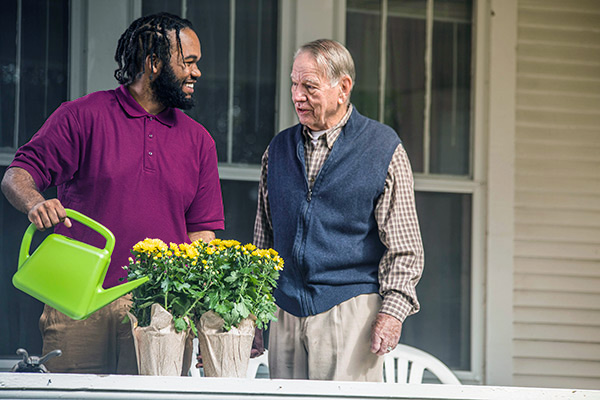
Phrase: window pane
[
  {"left": 401, "top": 191, "right": 472, "bottom": 370},
  {"left": 218, "top": 179, "right": 258, "bottom": 244},
  {"left": 385, "top": 10, "right": 426, "bottom": 172},
  {"left": 186, "top": 0, "right": 231, "bottom": 162},
  {"left": 430, "top": 0, "right": 472, "bottom": 175},
  {"left": 18, "top": 0, "right": 69, "bottom": 147},
  {"left": 147, "top": 0, "right": 279, "bottom": 166},
  {"left": 142, "top": 0, "right": 181, "bottom": 17},
  {"left": 346, "top": 0, "right": 381, "bottom": 121},
  {"left": 232, "top": 0, "right": 278, "bottom": 164},
  {"left": 0, "top": 0, "right": 17, "bottom": 149}
]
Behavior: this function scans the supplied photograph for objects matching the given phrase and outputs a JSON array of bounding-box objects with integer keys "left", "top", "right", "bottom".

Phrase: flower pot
[
  {"left": 197, "top": 310, "right": 255, "bottom": 377},
  {"left": 129, "top": 303, "right": 191, "bottom": 376}
]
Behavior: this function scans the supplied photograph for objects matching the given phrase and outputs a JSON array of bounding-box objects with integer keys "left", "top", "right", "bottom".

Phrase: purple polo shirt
[{"left": 11, "top": 85, "right": 224, "bottom": 288}]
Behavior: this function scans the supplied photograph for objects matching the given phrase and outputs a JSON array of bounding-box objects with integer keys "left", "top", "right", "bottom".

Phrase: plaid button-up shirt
[{"left": 253, "top": 105, "right": 424, "bottom": 322}]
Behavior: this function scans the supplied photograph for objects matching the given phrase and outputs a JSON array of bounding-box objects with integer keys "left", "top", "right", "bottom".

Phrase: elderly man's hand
[{"left": 370, "top": 312, "right": 402, "bottom": 356}]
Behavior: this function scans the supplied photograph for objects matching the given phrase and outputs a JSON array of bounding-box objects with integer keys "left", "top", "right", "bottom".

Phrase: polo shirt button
[
  {"left": 148, "top": 151, "right": 153, "bottom": 156},
  {"left": 149, "top": 117, "right": 153, "bottom": 121},
  {"left": 149, "top": 134, "right": 153, "bottom": 138}
]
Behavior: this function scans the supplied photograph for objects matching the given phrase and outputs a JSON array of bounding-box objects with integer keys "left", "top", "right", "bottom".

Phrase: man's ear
[
  {"left": 338, "top": 75, "right": 353, "bottom": 105},
  {"left": 145, "top": 54, "right": 162, "bottom": 78}
]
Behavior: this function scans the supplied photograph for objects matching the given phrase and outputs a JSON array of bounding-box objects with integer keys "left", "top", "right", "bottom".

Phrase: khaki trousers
[
  {"left": 268, "top": 293, "right": 383, "bottom": 381},
  {"left": 39, "top": 294, "right": 138, "bottom": 374}
]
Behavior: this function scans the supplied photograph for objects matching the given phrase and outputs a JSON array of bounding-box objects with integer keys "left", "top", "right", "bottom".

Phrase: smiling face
[
  {"left": 291, "top": 51, "right": 351, "bottom": 131},
  {"left": 151, "top": 27, "right": 201, "bottom": 110}
]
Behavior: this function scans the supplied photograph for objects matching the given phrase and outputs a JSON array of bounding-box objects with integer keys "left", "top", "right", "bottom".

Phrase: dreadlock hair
[{"left": 114, "top": 12, "right": 194, "bottom": 85}]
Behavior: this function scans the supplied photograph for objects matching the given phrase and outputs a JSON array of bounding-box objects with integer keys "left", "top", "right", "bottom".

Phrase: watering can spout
[{"left": 90, "top": 277, "right": 150, "bottom": 315}]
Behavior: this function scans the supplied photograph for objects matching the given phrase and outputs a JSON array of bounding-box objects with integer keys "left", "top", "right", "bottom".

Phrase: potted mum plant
[
  {"left": 124, "top": 239, "right": 207, "bottom": 376},
  {"left": 192, "top": 239, "right": 283, "bottom": 377},
  {"left": 123, "top": 237, "right": 282, "bottom": 377}
]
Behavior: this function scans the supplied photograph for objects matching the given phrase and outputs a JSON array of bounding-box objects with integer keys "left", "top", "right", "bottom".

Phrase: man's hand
[
  {"left": 28, "top": 199, "right": 72, "bottom": 231},
  {"left": 370, "top": 312, "right": 402, "bottom": 356},
  {"left": 1, "top": 167, "right": 70, "bottom": 231}
]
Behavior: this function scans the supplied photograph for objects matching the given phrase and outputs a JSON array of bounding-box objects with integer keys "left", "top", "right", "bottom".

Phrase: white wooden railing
[{"left": 0, "top": 373, "right": 598, "bottom": 400}]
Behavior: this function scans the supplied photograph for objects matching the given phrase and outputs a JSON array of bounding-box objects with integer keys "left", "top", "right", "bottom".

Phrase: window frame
[
  {"left": 221, "top": 0, "right": 487, "bottom": 383},
  {"left": 341, "top": 0, "right": 486, "bottom": 383}
]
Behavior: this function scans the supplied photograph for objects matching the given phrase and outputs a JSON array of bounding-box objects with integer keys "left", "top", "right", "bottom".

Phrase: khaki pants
[
  {"left": 268, "top": 293, "right": 383, "bottom": 381},
  {"left": 39, "top": 295, "right": 138, "bottom": 374}
]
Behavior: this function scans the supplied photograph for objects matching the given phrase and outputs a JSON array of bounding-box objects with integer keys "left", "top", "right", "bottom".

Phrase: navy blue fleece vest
[{"left": 268, "top": 108, "right": 401, "bottom": 317}]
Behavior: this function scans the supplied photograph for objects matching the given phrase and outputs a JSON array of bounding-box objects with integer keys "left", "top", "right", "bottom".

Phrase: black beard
[{"left": 151, "top": 62, "right": 195, "bottom": 110}]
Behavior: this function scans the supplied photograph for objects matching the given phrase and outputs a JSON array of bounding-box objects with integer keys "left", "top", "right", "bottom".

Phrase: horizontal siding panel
[
  {"left": 514, "top": 273, "right": 600, "bottom": 293},
  {"left": 514, "top": 240, "right": 600, "bottom": 260},
  {"left": 514, "top": 357, "right": 600, "bottom": 379},
  {"left": 517, "top": 77, "right": 600, "bottom": 96},
  {"left": 515, "top": 257, "right": 600, "bottom": 277},
  {"left": 516, "top": 159, "right": 600, "bottom": 178},
  {"left": 515, "top": 224, "right": 600, "bottom": 243},
  {"left": 514, "top": 323, "right": 600, "bottom": 342},
  {"left": 519, "top": 9, "right": 600, "bottom": 30},
  {"left": 513, "top": 374, "right": 600, "bottom": 390},
  {"left": 514, "top": 307, "right": 600, "bottom": 326},
  {"left": 515, "top": 176, "right": 600, "bottom": 194},
  {"left": 514, "top": 209, "right": 600, "bottom": 227},
  {"left": 515, "top": 192, "right": 600, "bottom": 212},
  {"left": 516, "top": 142, "right": 600, "bottom": 162},
  {"left": 518, "top": 60, "right": 600, "bottom": 80},
  {"left": 517, "top": 43, "right": 600, "bottom": 65},
  {"left": 514, "top": 341, "right": 600, "bottom": 362},
  {"left": 514, "top": 290, "right": 600, "bottom": 310},
  {"left": 517, "top": 91, "right": 600, "bottom": 112},
  {"left": 520, "top": 0, "right": 600, "bottom": 13},
  {"left": 516, "top": 125, "right": 600, "bottom": 145},
  {"left": 516, "top": 109, "right": 600, "bottom": 127},
  {"left": 518, "top": 26, "right": 600, "bottom": 47}
]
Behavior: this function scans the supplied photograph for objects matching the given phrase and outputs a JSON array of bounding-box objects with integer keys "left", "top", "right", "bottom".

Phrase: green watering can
[{"left": 13, "top": 209, "right": 148, "bottom": 320}]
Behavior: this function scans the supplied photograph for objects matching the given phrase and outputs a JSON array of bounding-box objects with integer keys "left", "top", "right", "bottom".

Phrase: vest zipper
[{"left": 307, "top": 189, "right": 312, "bottom": 202}]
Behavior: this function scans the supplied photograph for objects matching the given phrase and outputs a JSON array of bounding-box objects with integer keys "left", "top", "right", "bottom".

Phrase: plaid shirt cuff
[{"left": 380, "top": 291, "right": 416, "bottom": 323}]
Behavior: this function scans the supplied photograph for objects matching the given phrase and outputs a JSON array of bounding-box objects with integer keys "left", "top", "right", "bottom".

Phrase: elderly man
[
  {"left": 253, "top": 39, "right": 424, "bottom": 381},
  {"left": 1, "top": 13, "right": 224, "bottom": 374}
]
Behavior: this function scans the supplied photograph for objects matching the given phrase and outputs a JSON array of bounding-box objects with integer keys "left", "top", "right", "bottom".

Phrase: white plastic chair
[
  {"left": 383, "top": 344, "right": 461, "bottom": 384},
  {"left": 188, "top": 338, "right": 269, "bottom": 378},
  {"left": 246, "top": 349, "right": 269, "bottom": 379}
]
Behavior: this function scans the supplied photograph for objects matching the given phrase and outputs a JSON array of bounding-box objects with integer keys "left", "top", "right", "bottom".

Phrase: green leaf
[{"left": 173, "top": 317, "right": 188, "bottom": 333}]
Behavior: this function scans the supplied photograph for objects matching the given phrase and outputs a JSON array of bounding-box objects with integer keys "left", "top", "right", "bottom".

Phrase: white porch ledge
[{"left": 0, "top": 373, "right": 598, "bottom": 400}]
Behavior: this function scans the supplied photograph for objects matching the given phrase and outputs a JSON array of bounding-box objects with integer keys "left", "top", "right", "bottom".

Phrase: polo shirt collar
[{"left": 115, "top": 85, "right": 176, "bottom": 127}]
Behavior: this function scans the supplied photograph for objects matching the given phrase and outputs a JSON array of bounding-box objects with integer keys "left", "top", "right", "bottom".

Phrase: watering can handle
[{"left": 18, "top": 208, "right": 115, "bottom": 269}]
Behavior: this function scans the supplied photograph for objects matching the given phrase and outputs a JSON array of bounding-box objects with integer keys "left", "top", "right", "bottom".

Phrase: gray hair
[{"left": 294, "top": 39, "right": 355, "bottom": 87}]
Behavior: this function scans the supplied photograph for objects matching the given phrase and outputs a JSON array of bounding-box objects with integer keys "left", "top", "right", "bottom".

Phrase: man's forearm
[{"left": 1, "top": 167, "right": 44, "bottom": 214}]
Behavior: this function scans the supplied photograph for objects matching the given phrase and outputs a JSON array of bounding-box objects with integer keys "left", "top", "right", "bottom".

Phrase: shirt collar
[
  {"left": 302, "top": 104, "right": 353, "bottom": 150},
  {"left": 115, "top": 85, "right": 176, "bottom": 127}
]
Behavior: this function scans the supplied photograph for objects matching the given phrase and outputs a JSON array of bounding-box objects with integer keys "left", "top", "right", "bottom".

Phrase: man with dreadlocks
[{"left": 1, "top": 13, "right": 224, "bottom": 374}]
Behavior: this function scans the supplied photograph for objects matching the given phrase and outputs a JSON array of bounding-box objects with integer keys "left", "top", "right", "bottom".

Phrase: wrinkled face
[
  {"left": 291, "top": 51, "right": 345, "bottom": 131},
  {"left": 152, "top": 27, "right": 201, "bottom": 110}
]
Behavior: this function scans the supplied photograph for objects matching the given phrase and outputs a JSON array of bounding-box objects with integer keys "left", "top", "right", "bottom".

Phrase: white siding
[{"left": 514, "top": 0, "right": 600, "bottom": 390}]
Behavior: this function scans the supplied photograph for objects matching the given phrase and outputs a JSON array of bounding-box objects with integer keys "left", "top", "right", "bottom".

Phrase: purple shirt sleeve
[
  {"left": 185, "top": 138, "right": 225, "bottom": 233},
  {"left": 10, "top": 104, "right": 81, "bottom": 192}
]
